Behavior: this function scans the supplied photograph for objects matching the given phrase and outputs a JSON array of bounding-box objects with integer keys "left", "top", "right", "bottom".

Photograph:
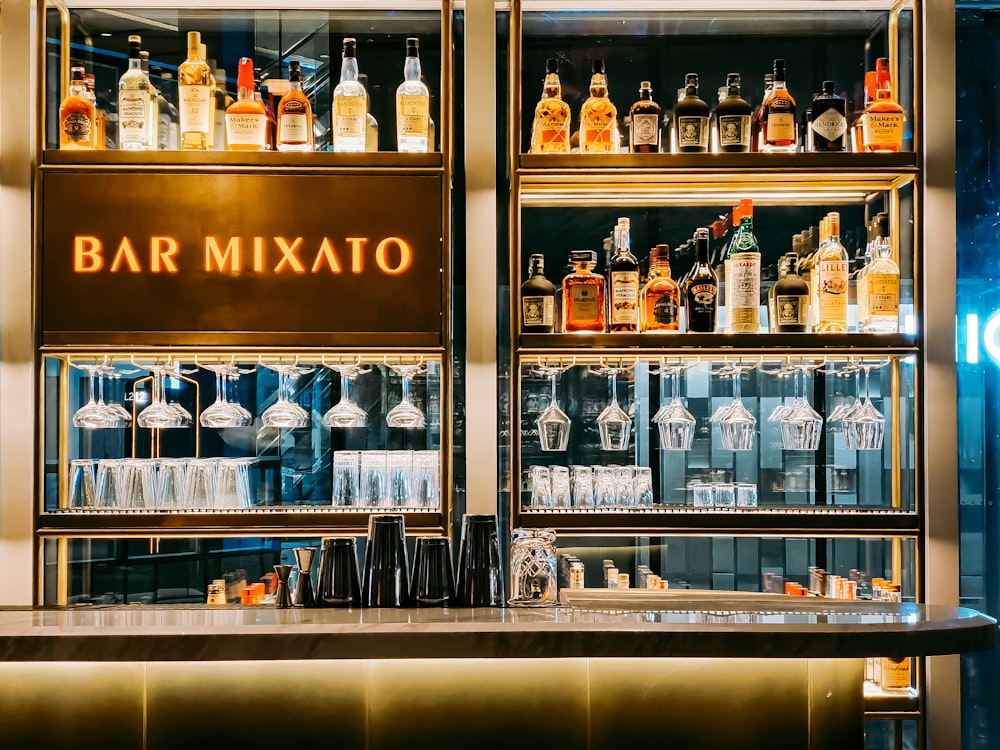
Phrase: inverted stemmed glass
[
  {"left": 777, "top": 362, "right": 823, "bottom": 451},
  {"left": 591, "top": 364, "right": 633, "bottom": 452},
  {"left": 261, "top": 362, "right": 314, "bottom": 429},
  {"left": 137, "top": 364, "right": 193, "bottom": 429},
  {"left": 827, "top": 362, "right": 862, "bottom": 429},
  {"left": 844, "top": 361, "right": 887, "bottom": 451},
  {"left": 323, "top": 363, "right": 372, "bottom": 428},
  {"left": 386, "top": 363, "right": 427, "bottom": 429},
  {"left": 716, "top": 362, "right": 758, "bottom": 452},
  {"left": 200, "top": 364, "right": 254, "bottom": 428},
  {"left": 767, "top": 368, "right": 793, "bottom": 424},
  {"left": 650, "top": 359, "right": 696, "bottom": 451},
  {"left": 533, "top": 363, "right": 572, "bottom": 452},
  {"left": 71, "top": 362, "right": 127, "bottom": 429}
]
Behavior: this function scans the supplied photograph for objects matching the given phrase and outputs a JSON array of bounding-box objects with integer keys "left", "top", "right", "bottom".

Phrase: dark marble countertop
[{"left": 0, "top": 596, "right": 993, "bottom": 662}]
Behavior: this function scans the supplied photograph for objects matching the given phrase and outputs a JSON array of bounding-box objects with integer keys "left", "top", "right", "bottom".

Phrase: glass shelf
[{"left": 42, "top": 149, "right": 444, "bottom": 170}]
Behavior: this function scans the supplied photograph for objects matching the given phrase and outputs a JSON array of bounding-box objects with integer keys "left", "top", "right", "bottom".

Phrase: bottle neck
[
  {"left": 685, "top": 84, "right": 697, "bottom": 97},
  {"left": 529, "top": 260, "right": 545, "bottom": 278},
  {"left": 341, "top": 55, "right": 359, "bottom": 83},
  {"left": 590, "top": 74, "right": 608, "bottom": 97},
  {"left": 640, "top": 88, "right": 652, "bottom": 101},
  {"left": 728, "top": 84, "right": 741, "bottom": 98},
  {"left": 573, "top": 262, "right": 593, "bottom": 274},
  {"left": 543, "top": 74, "right": 561, "bottom": 99},
  {"left": 289, "top": 79, "right": 303, "bottom": 92},
  {"left": 128, "top": 57, "right": 142, "bottom": 71},
  {"left": 404, "top": 55, "right": 422, "bottom": 82},
  {"left": 187, "top": 47, "right": 201, "bottom": 63},
  {"left": 695, "top": 241, "right": 710, "bottom": 264},
  {"left": 651, "top": 259, "right": 671, "bottom": 275},
  {"left": 70, "top": 81, "right": 88, "bottom": 98}
]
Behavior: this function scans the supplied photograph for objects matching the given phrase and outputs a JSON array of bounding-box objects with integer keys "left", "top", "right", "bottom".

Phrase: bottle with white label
[
  {"left": 858, "top": 215, "right": 900, "bottom": 333},
  {"left": 725, "top": 203, "right": 761, "bottom": 333},
  {"left": 815, "top": 211, "right": 850, "bottom": 332},
  {"left": 761, "top": 59, "right": 797, "bottom": 153},
  {"left": 520, "top": 254, "right": 556, "bottom": 333},
  {"left": 608, "top": 218, "right": 640, "bottom": 332},
  {"left": 117, "top": 35, "right": 150, "bottom": 151},
  {"left": 277, "top": 61, "right": 314, "bottom": 152},
  {"left": 396, "top": 37, "right": 431, "bottom": 153},
  {"left": 673, "top": 73, "right": 709, "bottom": 153},
  {"left": 629, "top": 81, "right": 661, "bottom": 153},
  {"left": 809, "top": 80, "right": 847, "bottom": 151},
  {"left": 862, "top": 63, "right": 905, "bottom": 153},
  {"left": 224, "top": 57, "right": 267, "bottom": 152},
  {"left": 333, "top": 38, "right": 367, "bottom": 153},
  {"left": 178, "top": 32, "right": 212, "bottom": 151},
  {"left": 716, "top": 73, "right": 752, "bottom": 153}
]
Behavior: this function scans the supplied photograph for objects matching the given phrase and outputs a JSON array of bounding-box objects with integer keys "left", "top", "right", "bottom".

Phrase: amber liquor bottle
[
  {"left": 530, "top": 59, "right": 571, "bottom": 153},
  {"left": 629, "top": 81, "right": 661, "bottom": 153},
  {"left": 60, "top": 66, "right": 96, "bottom": 150},
  {"left": 760, "top": 59, "right": 797, "bottom": 152},
  {"left": 641, "top": 245, "right": 680, "bottom": 332},
  {"left": 521, "top": 254, "right": 556, "bottom": 333},
  {"left": 562, "top": 251, "right": 607, "bottom": 333},
  {"left": 277, "top": 60, "right": 314, "bottom": 151},
  {"left": 684, "top": 228, "right": 719, "bottom": 333},
  {"left": 224, "top": 57, "right": 268, "bottom": 151},
  {"left": 579, "top": 59, "right": 619, "bottom": 153},
  {"left": 862, "top": 63, "right": 905, "bottom": 153}
]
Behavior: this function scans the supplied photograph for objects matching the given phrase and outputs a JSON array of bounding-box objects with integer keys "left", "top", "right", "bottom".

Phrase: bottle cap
[
  {"left": 546, "top": 58, "right": 558, "bottom": 74},
  {"left": 739, "top": 197, "right": 753, "bottom": 217},
  {"left": 773, "top": 58, "right": 786, "bottom": 77},
  {"left": 726, "top": 72, "right": 741, "bottom": 87},
  {"left": 764, "top": 73, "right": 774, "bottom": 84},
  {"left": 128, "top": 34, "right": 141, "bottom": 45},
  {"left": 685, "top": 72, "right": 698, "bottom": 87},
  {"left": 406, "top": 37, "right": 419, "bottom": 56},
  {"left": 187, "top": 31, "right": 201, "bottom": 52},
  {"left": 640, "top": 80, "right": 652, "bottom": 90},
  {"left": 875, "top": 214, "right": 890, "bottom": 238},
  {"left": 617, "top": 573, "right": 630, "bottom": 588},
  {"left": 822, "top": 80, "right": 835, "bottom": 93},
  {"left": 570, "top": 250, "right": 597, "bottom": 264},
  {"left": 343, "top": 37, "right": 357, "bottom": 57},
  {"left": 71, "top": 65, "right": 86, "bottom": 81},
  {"left": 236, "top": 57, "right": 256, "bottom": 92},
  {"left": 695, "top": 227, "right": 709, "bottom": 241},
  {"left": 528, "top": 253, "right": 545, "bottom": 269},
  {"left": 592, "top": 58, "right": 606, "bottom": 74}
]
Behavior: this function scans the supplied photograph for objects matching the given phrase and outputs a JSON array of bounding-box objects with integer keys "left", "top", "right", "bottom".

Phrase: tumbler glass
[
  {"left": 615, "top": 466, "right": 634, "bottom": 507},
  {"left": 692, "top": 482, "right": 714, "bottom": 508},
  {"left": 549, "top": 466, "right": 571, "bottom": 508},
  {"left": 528, "top": 465, "right": 551, "bottom": 508},
  {"left": 412, "top": 450, "right": 440, "bottom": 509},
  {"left": 594, "top": 466, "right": 616, "bottom": 507},
  {"left": 508, "top": 528, "right": 558, "bottom": 606},
  {"left": 387, "top": 451, "right": 414, "bottom": 508},
  {"left": 332, "top": 451, "right": 361, "bottom": 507},
  {"left": 714, "top": 482, "right": 736, "bottom": 508},
  {"left": 183, "top": 458, "right": 217, "bottom": 510},
  {"left": 96, "top": 459, "right": 125, "bottom": 509},
  {"left": 570, "top": 466, "right": 595, "bottom": 508},
  {"left": 633, "top": 466, "right": 654, "bottom": 506},
  {"left": 156, "top": 458, "right": 187, "bottom": 510},
  {"left": 735, "top": 483, "right": 758, "bottom": 508},
  {"left": 69, "top": 459, "right": 96, "bottom": 509},
  {"left": 360, "top": 451, "right": 388, "bottom": 508}
]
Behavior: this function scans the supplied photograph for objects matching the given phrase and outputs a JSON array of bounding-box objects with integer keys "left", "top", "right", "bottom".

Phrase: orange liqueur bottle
[
  {"left": 562, "top": 250, "right": 606, "bottom": 333},
  {"left": 641, "top": 244, "right": 681, "bottom": 332},
  {"left": 60, "top": 66, "right": 96, "bottom": 150},
  {"left": 224, "top": 57, "right": 267, "bottom": 151}
]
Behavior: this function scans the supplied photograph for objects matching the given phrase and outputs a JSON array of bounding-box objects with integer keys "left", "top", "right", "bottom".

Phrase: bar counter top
[{"left": 0, "top": 594, "right": 993, "bottom": 662}]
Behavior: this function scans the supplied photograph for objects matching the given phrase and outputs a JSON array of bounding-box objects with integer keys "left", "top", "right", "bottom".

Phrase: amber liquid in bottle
[
  {"left": 530, "top": 58, "right": 571, "bottom": 154},
  {"left": 862, "top": 62, "right": 905, "bottom": 153},
  {"left": 60, "top": 67, "right": 96, "bottom": 150},
  {"left": 277, "top": 61, "right": 314, "bottom": 151},
  {"left": 562, "top": 250, "right": 607, "bottom": 333},
  {"left": 760, "top": 59, "right": 797, "bottom": 152},
  {"left": 641, "top": 244, "right": 680, "bottom": 332},
  {"left": 225, "top": 57, "right": 268, "bottom": 152}
]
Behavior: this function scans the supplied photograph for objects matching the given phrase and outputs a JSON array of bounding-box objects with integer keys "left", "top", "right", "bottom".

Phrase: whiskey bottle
[
  {"left": 772, "top": 253, "right": 810, "bottom": 332},
  {"left": 530, "top": 59, "right": 571, "bottom": 154},
  {"left": 809, "top": 80, "right": 847, "bottom": 151},
  {"left": 716, "top": 73, "right": 752, "bottom": 153},
  {"left": 761, "top": 59, "right": 797, "bottom": 152},
  {"left": 725, "top": 200, "right": 761, "bottom": 333},
  {"left": 684, "top": 228, "right": 719, "bottom": 333},
  {"left": 674, "top": 73, "right": 709, "bottom": 153},
  {"left": 334, "top": 38, "right": 367, "bottom": 153},
  {"left": 751, "top": 73, "right": 773, "bottom": 152},
  {"left": 224, "top": 57, "right": 267, "bottom": 151},
  {"left": 815, "top": 211, "right": 850, "bottom": 332},
  {"left": 59, "top": 66, "right": 96, "bottom": 150},
  {"left": 579, "top": 59, "right": 619, "bottom": 153},
  {"left": 396, "top": 38, "right": 431, "bottom": 153},
  {"left": 862, "top": 62, "right": 905, "bottom": 153},
  {"left": 278, "top": 61, "right": 314, "bottom": 152},
  {"left": 178, "top": 32, "right": 212, "bottom": 150},
  {"left": 609, "top": 218, "right": 640, "bottom": 332},
  {"left": 629, "top": 81, "right": 661, "bottom": 153},
  {"left": 641, "top": 245, "right": 680, "bottom": 332},
  {"left": 118, "top": 35, "right": 150, "bottom": 151},
  {"left": 857, "top": 215, "right": 899, "bottom": 333},
  {"left": 139, "top": 51, "right": 159, "bottom": 151},
  {"left": 562, "top": 250, "right": 607, "bottom": 333},
  {"left": 521, "top": 254, "right": 556, "bottom": 333}
]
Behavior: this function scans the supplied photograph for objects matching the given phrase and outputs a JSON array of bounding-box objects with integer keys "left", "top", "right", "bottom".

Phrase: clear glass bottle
[
  {"left": 530, "top": 59, "right": 571, "bottom": 153},
  {"left": 609, "top": 218, "right": 640, "bottom": 332},
  {"left": 760, "top": 59, "right": 797, "bottom": 152},
  {"left": 629, "top": 81, "right": 661, "bottom": 153},
  {"left": 858, "top": 215, "right": 900, "bottom": 333},
  {"left": 178, "top": 32, "right": 212, "bottom": 151},
  {"left": 277, "top": 60, "right": 314, "bottom": 152},
  {"left": 333, "top": 38, "right": 367, "bottom": 153},
  {"left": 562, "top": 250, "right": 607, "bottom": 333},
  {"left": 59, "top": 66, "right": 96, "bottom": 150},
  {"left": 815, "top": 211, "right": 850, "bottom": 332},
  {"left": 117, "top": 35, "right": 150, "bottom": 151},
  {"left": 396, "top": 38, "right": 431, "bottom": 153},
  {"left": 641, "top": 244, "right": 680, "bottom": 332},
  {"left": 139, "top": 50, "right": 159, "bottom": 151},
  {"left": 716, "top": 73, "right": 752, "bottom": 153},
  {"left": 725, "top": 201, "right": 761, "bottom": 333},
  {"left": 224, "top": 57, "right": 267, "bottom": 152},
  {"left": 579, "top": 58, "right": 619, "bottom": 153},
  {"left": 521, "top": 254, "right": 556, "bottom": 333},
  {"left": 674, "top": 73, "right": 709, "bottom": 153}
]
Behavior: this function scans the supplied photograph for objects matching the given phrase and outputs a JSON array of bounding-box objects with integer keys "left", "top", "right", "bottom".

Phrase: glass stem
[
  {"left": 609, "top": 372, "right": 618, "bottom": 406},
  {"left": 401, "top": 375, "right": 412, "bottom": 405},
  {"left": 215, "top": 371, "right": 225, "bottom": 406},
  {"left": 87, "top": 370, "right": 97, "bottom": 405},
  {"left": 340, "top": 373, "right": 352, "bottom": 406},
  {"left": 550, "top": 373, "right": 557, "bottom": 408}
]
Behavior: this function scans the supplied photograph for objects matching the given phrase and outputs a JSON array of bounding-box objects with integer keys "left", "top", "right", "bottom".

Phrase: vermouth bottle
[
  {"left": 684, "top": 228, "right": 719, "bottom": 333},
  {"left": 139, "top": 50, "right": 159, "bottom": 151},
  {"left": 117, "top": 35, "right": 150, "bottom": 151},
  {"left": 608, "top": 218, "right": 640, "bottom": 332}
]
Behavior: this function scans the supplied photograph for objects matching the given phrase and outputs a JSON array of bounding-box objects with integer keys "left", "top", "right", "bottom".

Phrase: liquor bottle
[
  {"left": 396, "top": 38, "right": 431, "bottom": 153},
  {"left": 521, "top": 254, "right": 556, "bottom": 333},
  {"left": 117, "top": 36, "right": 149, "bottom": 151},
  {"left": 277, "top": 61, "right": 314, "bottom": 152},
  {"left": 684, "top": 228, "right": 719, "bottom": 333},
  {"left": 814, "top": 211, "right": 850, "bottom": 332},
  {"left": 853, "top": 67, "right": 878, "bottom": 152},
  {"left": 751, "top": 73, "right": 773, "bottom": 152},
  {"left": 761, "top": 59, "right": 797, "bottom": 153},
  {"left": 810, "top": 80, "right": 847, "bottom": 152},
  {"left": 772, "top": 253, "right": 810, "bottom": 332},
  {"left": 608, "top": 219, "right": 640, "bottom": 332},
  {"left": 862, "top": 63, "right": 905, "bottom": 153},
  {"left": 530, "top": 59, "right": 571, "bottom": 154},
  {"left": 139, "top": 51, "right": 159, "bottom": 151},
  {"left": 258, "top": 84, "right": 278, "bottom": 150},
  {"left": 224, "top": 58, "right": 267, "bottom": 152},
  {"left": 641, "top": 245, "right": 680, "bottom": 332},
  {"left": 716, "top": 73, "right": 752, "bottom": 153},
  {"left": 629, "top": 81, "right": 661, "bottom": 153},
  {"left": 178, "top": 32, "right": 212, "bottom": 151},
  {"left": 562, "top": 250, "right": 606, "bottom": 333},
  {"left": 212, "top": 65, "right": 229, "bottom": 152},
  {"left": 155, "top": 71, "right": 179, "bottom": 151},
  {"left": 674, "top": 73, "right": 709, "bottom": 153},
  {"left": 725, "top": 200, "right": 761, "bottom": 333},
  {"left": 333, "top": 38, "right": 367, "bottom": 152},
  {"left": 857, "top": 215, "right": 899, "bottom": 333},
  {"left": 768, "top": 253, "right": 789, "bottom": 329},
  {"left": 579, "top": 59, "right": 619, "bottom": 153},
  {"left": 358, "top": 73, "right": 380, "bottom": 152},
  {"left": 59, "top": 66, "right": 96, "bottom": 150},
  {"left": 82, "top": 74, "right": 105, "bottom": 150}
]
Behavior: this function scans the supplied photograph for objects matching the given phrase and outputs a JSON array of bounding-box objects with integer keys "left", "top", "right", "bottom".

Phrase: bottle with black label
[
  {"left": 683, "top": 228, "right": 719, "bottom": 332},
  {"left": 673, "top": 73, "right": 710, "bottom": 153},
  {"left": 521, "top": 254, "right": 556, "bottom": 333},
  {"left": 771, "top": 253, "right": 810, "bottom": 332},
  {"left": 716, "top": 73, "right": 752, "bottom": 153},
  {"left": 809, "top": 80, "right": 847, "bottom": 151},
  {"left": 609, "top": 218, "right": 640, "bottom": 332},
  {"left": 629, "top": 81, "right": 662, "bottom": 153}
]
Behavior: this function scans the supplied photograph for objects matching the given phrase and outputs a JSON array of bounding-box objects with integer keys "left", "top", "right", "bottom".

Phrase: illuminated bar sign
[{"left": 41, "top": 171, "right": 444, "bottom": 346}]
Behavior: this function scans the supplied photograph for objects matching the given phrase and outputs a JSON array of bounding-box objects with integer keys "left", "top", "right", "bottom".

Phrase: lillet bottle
[{"left": 530, "top": 59, "right": 571, "bottom": 153}]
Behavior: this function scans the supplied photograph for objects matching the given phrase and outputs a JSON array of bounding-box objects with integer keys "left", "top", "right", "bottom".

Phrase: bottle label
[
  {"left": 811, "top": 107, "right": 847, "bottom": 143},
  {"left": 535, "top": 106, "right": 570, "bottom": 152},
  {"left": 652, "top": 293, "right": 679, "bottom": 326},
  {"left": 334, "top": 96, "right": 366, "bottom": 138},
  {"left": 118, "top": 92, "right": 148, "bottom": 144},
  {"left": 569, "top": 285, "right": 601, "bottom": 324},
  {"left": 397, "top": 94, "right": 429, "bottom": 137},
  {"left": 610, "top": 271, "right": 640, "bottom": 325},
  {"left": 863, "top": 111, "right": 904, "bottom": 149},
  {"left": 818, "top": 260, "right": 849, "bottom": 322},
  {"left": 880, "top": 657, "right": 910, "bottom": 690},
  {"left": 677, "top": 116, "right": 708, "bottom": 149},
  {"left": 225, "top": 112, "right": 267, "bottom": 147},
  {"left": 718, "top": 115, "right": 750, "bottom": 148},
  {"left": 775, "top": 294, "right": 809, "bottom": 326},
  {"left": 631, "top": 114, "right": 660, "bottom": 147},
  {"left": 63, "top": 112, "right": 92, "bottom": 143},
  {"left": 766, "top": 112, "right": 796, "bottom": 142},
  {"left": 279, "top": 113, "right": 309, "bottom": 144},
  {"left": 522, "top": 296, "right": 554, "bottom": 328},
  {"left": 688, "top": 283, "right": 718, "bottom": 314},
  {"left": 727, "top": 253, "right": 760, "bottom": 329},
  {"left": 581, "top": 107, "right": 617, "bottom": 152},
  {"left": 179, "top": 84, "right": 211, "bottom": 133},
  {"left": 865, "top": 273, "right": 900, "bottom": 315}
]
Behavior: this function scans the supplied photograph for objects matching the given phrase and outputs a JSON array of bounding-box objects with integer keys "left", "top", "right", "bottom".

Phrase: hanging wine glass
[
  {"left": 710, "top": 362, "right": 737, "bottom": 424},
  {"left": 718, "top": 361, "right": 758, "bottom": 452},
  {"left": 200, "top": 363, "right": 254, "bottom": 428},
  {"left": 826, "top": 360, "right": 862, "bottom": 429},
  {"left": 323, "top": 362, "right": 372, "bottom": 428},
  {"left": 533, "top": 362, "right": 572, "bottom": 452},
  {"left": 779, "top": 361, "right": 824, "bottom": 451},
  {"left": 386, "top": 362, "right": 427, "bottom": 429},
  {"left": 766, "top": 366, "right": 793, "bottom": 423},
  {"left": 592, "top": 363, "right": 633, "bottom": 452},
  {"left": 844, "top": 361, "right": 887, "bottom": 451},
  {"left": 260, "top": 362, "right": 314, "bottom": 429},
  {"left": 71, "top": 362, "right": 122, "bottom": 429},
  {"left": 101, "top": 364, "right": 139, "bottom": 425},
  {"left": 137, "top": 364, "right": 192, "bottom": 429},
  {"left": 650, "top": 359, "right": 696, "bottom": 451}
]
